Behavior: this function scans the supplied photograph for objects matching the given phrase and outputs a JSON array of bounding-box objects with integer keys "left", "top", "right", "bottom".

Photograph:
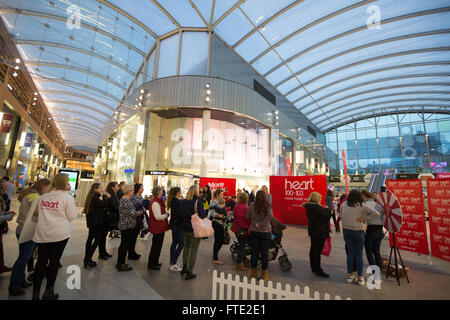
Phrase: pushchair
[{"left": 229, "top": 217, "right": 292, "bottom": 271}]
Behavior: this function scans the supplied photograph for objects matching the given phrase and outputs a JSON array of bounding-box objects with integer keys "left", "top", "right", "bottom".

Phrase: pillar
[{"left": 200, "top": 109, "right": 210, "bottom": 177}]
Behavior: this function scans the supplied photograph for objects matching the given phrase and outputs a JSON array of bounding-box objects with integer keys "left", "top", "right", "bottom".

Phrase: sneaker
[
  {"left": 346, "top": 274, "right": 354, "bottom": 283},
  {"left": 169, "top": 264, "right": 182, "bottom": 272},
  {"left": 358, "top": 276, "right": 365, "bottom": 286}
]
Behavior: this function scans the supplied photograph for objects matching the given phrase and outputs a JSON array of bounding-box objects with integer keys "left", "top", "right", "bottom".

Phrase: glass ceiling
[{"left": 1, "top": 0, "right": 449, "bottom": 151}]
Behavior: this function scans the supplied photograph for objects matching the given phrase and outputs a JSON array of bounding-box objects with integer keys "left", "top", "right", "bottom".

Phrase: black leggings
[
  {"left": 309, "top": 237, "right": 326, "bottom": 273},
  {"left": 33, "top": 239, "right": 68, "bottom": 291},
  {"left": 84, "top": 225, "right": 103, "bottom": 261},
  {"left": 212, "top": 221, "right": 224, "bottom": 260},
  {"left": 117, "top": 229, "right": 135, "bottom": 265}
]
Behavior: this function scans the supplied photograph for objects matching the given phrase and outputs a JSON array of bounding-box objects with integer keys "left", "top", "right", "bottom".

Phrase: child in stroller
[{"left": 230, "top": 216, "right": 292, "bottom": 271}]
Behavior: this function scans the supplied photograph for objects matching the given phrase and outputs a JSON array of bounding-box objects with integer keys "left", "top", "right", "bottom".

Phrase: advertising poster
[
  {"left": 270, "top": 175, "right": 327, "bottom": 225},
  {"left": 0, "top": 113, "right": 14, "bottom": 133},
  {"left": 199, "top": 177, "right": 236, "bottom": 199},
  {"left": 427, "top": 179, "right": 450, "bottom": 261},
  {"left": 23, "top": 132, "right": 34, "bottom": 147},
  {"left": 386, "top": 179, "right": 429, "bottom": 255},
  {"left": 59, "top": 169, "right": 80, "bottom": 190}
]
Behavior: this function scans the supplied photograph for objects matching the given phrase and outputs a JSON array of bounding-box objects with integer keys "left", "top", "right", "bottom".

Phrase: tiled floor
[{"left": 1, "top": 199, "right": 449, "bottom": 300}]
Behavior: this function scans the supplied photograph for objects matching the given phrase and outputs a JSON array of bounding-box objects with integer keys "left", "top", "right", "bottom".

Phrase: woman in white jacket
[{"left": 31, "top": 173, "right": 78, "bottom": 300}]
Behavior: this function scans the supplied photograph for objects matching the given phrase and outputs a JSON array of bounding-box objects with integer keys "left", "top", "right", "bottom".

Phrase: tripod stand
[{"left": 386, "top": 232, "right": 410, "bottom": 285}]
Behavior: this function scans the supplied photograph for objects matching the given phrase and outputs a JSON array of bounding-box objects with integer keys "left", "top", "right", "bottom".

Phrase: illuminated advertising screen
[{"left": 59, "top": 169, "right": 80, "bottom": 190}]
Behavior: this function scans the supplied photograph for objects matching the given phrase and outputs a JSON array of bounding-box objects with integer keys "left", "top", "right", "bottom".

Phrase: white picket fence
[{"left": 212, "top": 270, "right": 351, "bottom": 300}]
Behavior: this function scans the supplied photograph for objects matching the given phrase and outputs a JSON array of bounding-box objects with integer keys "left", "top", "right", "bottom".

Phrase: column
[{"left": 200, "top": 109, "right": 210, "bottom": 177}]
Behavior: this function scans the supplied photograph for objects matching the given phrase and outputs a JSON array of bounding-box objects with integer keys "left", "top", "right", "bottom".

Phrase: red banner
[
  {"left": 427, "top": 178, "right": 450, "bottom": 261},
  {"left": 270, "top": 175, "right": 327, "bottom": 225},
  {"left": 199, "top": 177, "right": 236, "bottom": 199},
  {"left": 386, "top": 179, "right": 429, "bottom": 255},
  {"left": 0, "top": 113, "right": 14, "bottom": 133},
  {"left": 342, "top": 149, "right": 349, "bottom": 195}
]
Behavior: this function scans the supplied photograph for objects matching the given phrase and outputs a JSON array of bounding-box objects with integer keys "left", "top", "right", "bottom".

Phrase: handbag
[
  {"left": 0, "top": 221, "right": 8, "bottom": 235},
  {"left": 191, "top": 200, "right": 214, "bottom": 238},
  {"left": 321, "top": 237, "right": 332, "bottom": 257},
  {"left": 223, "top": 228, "right": 230, "bottom": 245}
]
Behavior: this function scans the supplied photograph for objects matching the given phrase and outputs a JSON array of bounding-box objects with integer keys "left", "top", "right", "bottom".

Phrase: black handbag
[
  {"left": 0, "top": 221, "right": 8, "bottom": 235},
  {"left": 223, "top": 228, "right": 230, "bottom": 245}
]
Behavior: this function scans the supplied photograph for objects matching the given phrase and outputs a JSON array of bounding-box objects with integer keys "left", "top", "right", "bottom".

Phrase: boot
[
  {"left": 42, "top": 287, "right": 59, "bottom": 300},
  {"left": 236, "top": 262, "right": 248, "bottom": 271},
  {"left": 181, "top": 264, "right": 187, "bottom": 275},
  {"left": 251, "top": 268, "right": 258, "bottom": 279},
  {"left": 185, "top": 271, "right": 197, "bottom": 280},
  {"left": 261, "top": 269, "right": 269, "bottom": 281}
]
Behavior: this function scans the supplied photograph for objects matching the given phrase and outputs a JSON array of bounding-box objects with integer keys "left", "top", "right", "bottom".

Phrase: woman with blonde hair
[
  {"left": 180, "top": 185, "right": 207, "bottom": 280},
  {"left": 32, "top": 173, "right": 78, "bottom": 300},
  {"left": 302, "top": 192, "right": 332, "bottom": 278}
]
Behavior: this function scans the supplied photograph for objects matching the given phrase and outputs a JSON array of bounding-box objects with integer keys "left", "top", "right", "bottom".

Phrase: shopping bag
[
  {"left": 321, "top": 237, "right": 332, "bottom": 257},
  {"left": 191, "top": 213, "right": 214, "bottom": 238}
]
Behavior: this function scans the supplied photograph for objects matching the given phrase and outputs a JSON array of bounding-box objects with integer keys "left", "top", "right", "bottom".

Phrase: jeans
[
  {"left": 169, "top": 225, "right": 184, "bottom": 265},
  {"left": 250, "top": 231, "right": 271, "bottom": 270},
  {"left": 9, "top": 240, "right": 36, "bottom": 290},
  {"left": 309, "top": 237, "right": 326, "bottom": 273},
  {"left": 116, "top": 229, "right": 135, "bottom": 265},
  {"left": 212, "top": 221, "right": 225, "bottom": 260},
  {"left": 84, "top": 225, "right": 103, "bottom": 262},
  {"left": 365, "top": 225, "right": 383, "bottom": 270},
  {"left": 343, "top": 229, "right": 365, "bottom": 277},
  {"left": 33, "top": 239, "right": 68, "bottom": 292},
  {"left": 148, "top": 232, "right": 165, "bottom": 268},
  {"left": 182, "top": 232, "right": 201, "bottom": 273}
]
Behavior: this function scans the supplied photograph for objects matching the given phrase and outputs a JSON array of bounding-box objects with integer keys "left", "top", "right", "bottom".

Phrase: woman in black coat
[
  {"left": 302, "top": 192, "right": 331, "bottom": 278},
  {"left": 83, "top": 183, "right": 110, "bottom": 268}
]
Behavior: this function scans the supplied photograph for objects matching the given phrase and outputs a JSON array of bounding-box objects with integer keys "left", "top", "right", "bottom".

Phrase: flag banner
[
  {"left": 270, "top": 175, "right": 327, "bottom": 225},
  {"left": 427, "top": 179, "right": 450, "bottom": 261},
  {"left": 386, "top": 179, "right": 429, "bottom": 255}
]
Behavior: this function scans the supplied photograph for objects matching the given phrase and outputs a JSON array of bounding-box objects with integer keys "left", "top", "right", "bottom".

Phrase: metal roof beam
[
  {"left": 40, "top": 90, "right": 113, "bottom": 110},
  {"left": 292, "top": 62, "right": 450, "bottom": 103},
  {"left": 211, "top": 0, "right": 246, "bottom": 28}
]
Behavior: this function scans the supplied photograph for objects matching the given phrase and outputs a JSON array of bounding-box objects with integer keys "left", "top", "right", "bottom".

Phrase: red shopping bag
[{"left": 321, "top": 237, "right": 332, "bottom": 257}]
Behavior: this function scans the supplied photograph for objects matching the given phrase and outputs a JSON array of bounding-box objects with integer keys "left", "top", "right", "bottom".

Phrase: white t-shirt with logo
[{"left": 33, "top": 190, "right": 78, "bottom": 243}]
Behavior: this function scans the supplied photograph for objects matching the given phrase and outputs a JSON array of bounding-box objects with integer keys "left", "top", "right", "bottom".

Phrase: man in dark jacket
[{"left": 302, "top": 192, "right": 331, "bottom": 278}]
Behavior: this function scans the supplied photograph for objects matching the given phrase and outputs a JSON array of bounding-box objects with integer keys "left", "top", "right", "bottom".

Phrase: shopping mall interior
[{"left": 0, "top": 0, "right": 449, "bottom": 303}]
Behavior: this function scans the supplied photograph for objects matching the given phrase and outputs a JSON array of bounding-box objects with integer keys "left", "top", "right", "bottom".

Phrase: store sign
[
  {"left": 396, "top": 173, "right": 419, "bottom": 180},
  {"left": 436, "top": 173, "right": 450, "bottom": 179},
  {"left": 147, "top": 171, "right": 168, "bottom": 175},
  {"left": 81, "top": 170, "right": 94, "bottom": 179},
  {"left": 23, "top": 133, "right": 34, "bottom": 147},
  {"left": 386, "top": 179, "right": 429, "bottom": 255},
  {"left": 199, "top": 177, "right": 236, "bottom": 198},
  {"left": 350, "top": 175, "right": 366, "bottom": 183},
  {"left": 270, "top": 175, "right": 327, "bottom": 226},
  {"left": 0, "top": 113, "right": 13, "bottom": 133},
  {"left": 328, "top": 175, "right": 341, "bottom": 183},
  {"left": 427, "top": 179, "right": 450, "bottom": 261}
]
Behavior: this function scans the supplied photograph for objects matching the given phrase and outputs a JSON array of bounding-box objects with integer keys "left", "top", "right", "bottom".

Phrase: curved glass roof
[{"left": 1, "top": 0, "right": 449, "bottom": 151}]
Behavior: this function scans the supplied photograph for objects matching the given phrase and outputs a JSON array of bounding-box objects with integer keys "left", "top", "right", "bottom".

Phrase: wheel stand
[{"left": 386, "top": 233, "right": 410, "bottom": 285}]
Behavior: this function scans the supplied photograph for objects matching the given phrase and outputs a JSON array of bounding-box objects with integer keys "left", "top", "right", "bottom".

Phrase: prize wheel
[{"left": 376, "top": 189, "right": 403, "bottom": 233}]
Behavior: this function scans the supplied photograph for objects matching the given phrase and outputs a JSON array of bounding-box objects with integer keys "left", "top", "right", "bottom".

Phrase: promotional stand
[{"left": 386, "top": 232, "right": 410, "bottom": 286}]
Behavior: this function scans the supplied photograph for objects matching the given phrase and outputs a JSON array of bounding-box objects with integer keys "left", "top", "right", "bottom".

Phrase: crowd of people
[{"left": 0, "top": 173, "right": 386, "bottom": 300}]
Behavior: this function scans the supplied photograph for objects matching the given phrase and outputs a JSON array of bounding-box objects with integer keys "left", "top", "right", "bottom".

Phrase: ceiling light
[
  {"left": 15, "top": 58, "right": 21, "bottom": 63},
  {"left": 206, "top": 89, "right": 211, "bottom": 95},
  {"left": 12, "top": 72, "right": 18, "bottom": 77},
  {"left": 139, "top": 95, "right": 143, "bottom": 100},
  {"left": 205, "top": 96, "right": 210, "bottom": 102},
  {"left": 33, "top": 97, "right": 37, "bottom": 101},
  {"left": 140, "top": 89, "right": 144, "bottom": 94},
  {"left": 14, "top": 65, "right": 19, "bottom": 70},
  {"left": 34, "top": 92, "right": 38, "bottom": 95},
  {"left": 205, "top": 83, "right": 210, "bottom": 89}
]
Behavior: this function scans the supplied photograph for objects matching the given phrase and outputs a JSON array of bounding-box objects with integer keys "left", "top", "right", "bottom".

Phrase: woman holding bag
[
  {"left": 147, "top": 186, "right": 169, "bottom": 270},
  {"left": 180, "top": 185, "right": 208, "bottom": 280},
  {"left": 8, "top": 179, "right": 50, "bottom": 296}
]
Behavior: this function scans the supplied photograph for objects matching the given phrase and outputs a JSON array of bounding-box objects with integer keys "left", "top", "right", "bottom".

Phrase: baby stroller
[{"left": 229, "top": 217, "right": 292, "bottom": 271}]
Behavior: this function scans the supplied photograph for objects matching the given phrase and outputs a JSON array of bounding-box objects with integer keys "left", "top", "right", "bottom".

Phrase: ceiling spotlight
[
  {"left": 274, "top": 110, "right": 279, "bottom": 115},
  {"left": 33, "top": 97, "right": 37, "bottom": 101},
  {"left": 15, "top": 58, "right": 21, "bottom": 63},
  {"left": 12, "top": 72, "right": 18, "bottom": 77},
  {"left": 14, "top": 65, "right": 19, "bottom": 70},
  {"left": 34, "top": 92, "right": 38, "bottom": 95},
  {"left": 205, "top": 96, "right": 210, "bottom": 102},
  {"left": 205, "top": 83, "right": 210, "bottom": 89},
  {"left": 206, "top": 89, "right": 211, "bottom": 95},
  {"left": 140, "top": 89, "right": 144, "bottom": 94},
  {"left": 32, "top": 102, "right": 36, "bottom": 105},
  {"left": 139, "top": 95, "right": 143, "bottom": 100}
]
